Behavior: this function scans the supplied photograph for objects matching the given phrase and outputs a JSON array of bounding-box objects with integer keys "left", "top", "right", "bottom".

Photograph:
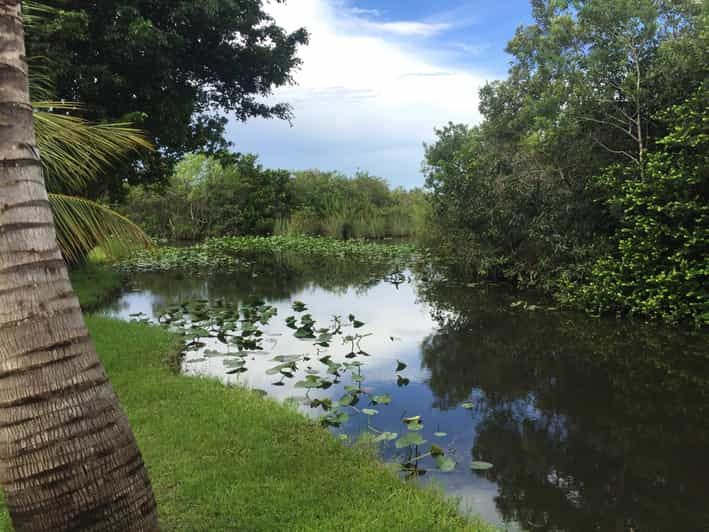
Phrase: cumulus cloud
[{"left": 225, "top": 0, "right": 491, "bottom": 187}]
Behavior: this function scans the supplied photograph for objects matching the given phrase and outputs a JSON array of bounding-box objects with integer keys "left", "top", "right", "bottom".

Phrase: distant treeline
[
  {"left": 121, "top": 154, "right": 428, "bottom": 242},
  {"left": 422, "top": 0, "right": 707, "bottom": 326}
]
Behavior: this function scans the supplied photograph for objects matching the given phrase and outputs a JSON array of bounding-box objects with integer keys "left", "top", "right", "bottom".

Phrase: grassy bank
[{"left": 0, "top": 317, "right": 492, "bottom": 531}]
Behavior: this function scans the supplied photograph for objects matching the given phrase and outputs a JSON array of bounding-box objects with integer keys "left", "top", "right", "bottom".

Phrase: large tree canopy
[
  {"left": 424, "top": 0, "right": 708, "bottom": 325},
  {"left": 27, "top": 0, "right": 308, "bottom": 193}
]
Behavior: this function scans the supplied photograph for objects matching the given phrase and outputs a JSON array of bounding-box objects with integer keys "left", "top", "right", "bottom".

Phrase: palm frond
[
  {"left": 34, "top": 107, "right": 153, "bottom": 193},
  {"left": 23, "top": 1, "right": 58, "bottom": 27},
  {"left": 28, "top": 63, "right": 56, "bottom": 100},
  {"left": 49, "top": 193, "right": 154, "bottom": 263}
]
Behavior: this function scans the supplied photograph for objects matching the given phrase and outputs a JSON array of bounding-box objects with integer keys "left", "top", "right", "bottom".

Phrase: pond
[{"left": 101, "top": 251, "right": 709, "bottom": 532}]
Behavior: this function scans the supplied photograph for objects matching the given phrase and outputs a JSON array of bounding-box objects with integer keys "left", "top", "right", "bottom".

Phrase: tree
[
  {"left": 424, "top": 0, "right": 708, "bottom": 322},
  {"left": 27, "top": 0, "right": 309, "bottom": 195},
  {"left": 0, "top": 2, "right": 158, "bottom": 530}
]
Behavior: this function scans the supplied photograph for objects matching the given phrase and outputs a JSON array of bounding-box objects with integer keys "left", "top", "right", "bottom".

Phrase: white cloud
[
  {"left": 226, "top": 0, "right": 490, "bottom": 187},
  {"left": 364, "top": 20, "right": 452, "bottom": 37}
]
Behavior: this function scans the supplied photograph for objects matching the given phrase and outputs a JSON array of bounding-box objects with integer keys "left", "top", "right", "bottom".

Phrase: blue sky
[{"left": 225, "top": 0, "right": 534, "bottom": 188}]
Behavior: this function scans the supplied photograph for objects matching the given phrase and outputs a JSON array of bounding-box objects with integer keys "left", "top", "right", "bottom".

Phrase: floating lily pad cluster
[
  {"left": 128, "top": 296, "right": 494, "bottom": 477},
  {"left": 117, "top": 236, "right": 417, "bottom": 273},
  {"left": 150, "top": 299, "right": 278, "bottom": 373}
]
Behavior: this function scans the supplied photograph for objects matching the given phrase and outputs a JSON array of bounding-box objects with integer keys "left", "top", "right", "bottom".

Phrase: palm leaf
[
  {"left": 49, "top": 194, "right": 154, "bottom": 264},
  {"left": 34, "top": 106, "right": 153, "bottom": 193},
  {"left": 23, "top": 1, "right": 57, "bottom": 27}
]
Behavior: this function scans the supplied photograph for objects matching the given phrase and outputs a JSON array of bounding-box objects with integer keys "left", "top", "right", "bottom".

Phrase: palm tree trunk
[{"left": 0, "top": 3, "right": 158, "bottom": 530}]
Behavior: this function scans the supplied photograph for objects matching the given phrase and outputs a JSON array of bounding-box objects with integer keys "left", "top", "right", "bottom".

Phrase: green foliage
[
  {"left": 34, "top": 102, "right": 152, "bottom": 194},
  {"left": 50, "top": 194, "right": 153, "bottom": 264},
  {"left": 26, "top": 0, "right": 309, "bottom": 193},
  {"left": 0, "top": 317, "right": 492, "bottom": 531},
  {"left": 425, "top": 0, "right": 708, "bottom": 324},
  {"left": 122, "top": 154, "right": 292, "bottom": 240},
  {"left": 562, "top": 84, "right": 709, "bottom": 326},
  {"left": 275, "top": 170, "right": 429, "bottom": 240},
  {"left": 123, "top": 158, "right": 428, "bottom": 241},
  {"left": 117, "top": 236, "right": 417, "bottom": 274},
  {"left": 68, "top": 265, "right": 125, "bottom": 312}
]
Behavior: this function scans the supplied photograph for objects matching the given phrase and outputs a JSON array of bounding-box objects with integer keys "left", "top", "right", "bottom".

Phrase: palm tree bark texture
[{"left": 0, "top": 2, "right": 158, "bottom": 530}]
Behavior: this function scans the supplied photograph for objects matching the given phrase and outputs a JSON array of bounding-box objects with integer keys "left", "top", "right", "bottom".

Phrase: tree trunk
[{"left": 0, "top": 3, "right": 159, "bottom": 530}]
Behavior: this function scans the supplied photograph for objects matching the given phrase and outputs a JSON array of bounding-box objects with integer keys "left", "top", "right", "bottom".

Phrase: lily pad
[
  {"left": 271, "top": 355, "right": 302, "bottom": 363},
  {"left": 372, "top": 394, "right": 392, "bottom": 405},
  {"left": 362, "top": 408, "right": 379, "bottom": 416},
  {"left": 471, "top": 461, "right": 494, "bottom": 471},
  {"left": 395, "top": 433, "right": 426, "bottom": 449},
  {"left": 436, "top": 456, "right": 456, "bottom": 472},
  {"left": 406, "top": 421, "right": 424, "bottom": 432},
  {"left": 373, "top": 432, "right": 398, "bottom": 442}
]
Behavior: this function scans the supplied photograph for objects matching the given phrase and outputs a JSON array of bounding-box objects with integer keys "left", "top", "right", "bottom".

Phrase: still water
[{"left": 101, "top": 253, "right": 709, "bottom": 531}]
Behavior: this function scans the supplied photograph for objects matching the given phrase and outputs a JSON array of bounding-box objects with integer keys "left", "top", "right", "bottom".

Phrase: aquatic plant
[
  {"left": 117, "top": 236, "right": 417, "bottom": 273},
  {"left": 128, "top": 296, "right": 491, "bottom": 478}
]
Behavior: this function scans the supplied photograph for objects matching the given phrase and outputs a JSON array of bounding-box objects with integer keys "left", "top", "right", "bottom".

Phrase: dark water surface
[{"left": 101, "top": 253, "right": 709, "bottom": 531}]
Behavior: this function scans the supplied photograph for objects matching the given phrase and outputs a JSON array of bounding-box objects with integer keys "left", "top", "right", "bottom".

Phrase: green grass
[
  {"left": 0, "top": 317, "right": 493, "bottom": 531},
  {"left": 69, "top": 265, "right": 124, "bottom": 311}
]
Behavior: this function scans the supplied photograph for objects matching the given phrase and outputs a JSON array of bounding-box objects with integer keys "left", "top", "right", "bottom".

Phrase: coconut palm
[
  {"left": 26, "top": 1, "right": 153, "bottom": 263},
  {"left": 0, "top": 2, "right": 159, "bottom": 530}
]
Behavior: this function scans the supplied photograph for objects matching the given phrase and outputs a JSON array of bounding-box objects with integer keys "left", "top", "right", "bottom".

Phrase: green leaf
[
  {"left": 430, "top": 444, "right": 444, "bottom": 457},
  {"left": 292, "top": 301, "right": 307, "bottom": 312},
  {"left": 436, "top": 456, "right": 456, "bottom": 472},
  {"left": 373, "top": 432, "right": 398, "bottom": 443},
  {"left": 471, "top": 461, "right": 494, "bottom": 471},
  {"left": 361, "top": 408, "right": 379, "bottom": 416},
  {"left": 338, "top": 394, "right": 357, "bottom": 406},
  {"left": 395, "top": 433, "right": 426, "bottom": 449},
  {"left": 434, "top": 432, "right": 448, "bottom": 438},
  {"left": 406, "top": 421, "right": 424, "bottom": 432},
  {"left": 49, "top": 194, "right": 153, "bottom": 263},
  {"left": 266, "top": 363, "right": 295, "bottom": 375},
  {"left": 294, "top": 328, "right": 314, "bottom": 339},
  {"left": 461, "top": 402, "right": 474, "bottom": 409},
  {"left": 271, "top": 355, "right": 302, "bottom": 363},
  {"left": 371, "top": 394, "right": 392, "bottom": 405},
  {"left": 396, "top": 360, "right": 407, "bottom": 372}
]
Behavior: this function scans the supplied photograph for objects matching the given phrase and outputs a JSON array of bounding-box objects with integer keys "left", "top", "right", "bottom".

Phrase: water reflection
[
  {"left": 418, "top": 280, "right": 709, "bottom": 532},
  {"left": 100, "top": 253, "right": 708, "bottom": 532}
]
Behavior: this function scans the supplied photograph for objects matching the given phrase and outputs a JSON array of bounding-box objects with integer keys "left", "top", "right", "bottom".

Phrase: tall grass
[{"left": 275, "top": 195, "right": 429, "bottom": 240}]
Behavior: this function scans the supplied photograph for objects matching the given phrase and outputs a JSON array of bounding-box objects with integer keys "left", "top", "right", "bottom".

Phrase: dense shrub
[
  {"left": 561, "top": 85, "right": 709, "bottom": 326},
  {"left": 123, "top": 159, "right": 428, "bottom": 242},
  {"left": 122, "top": 154, "right": 292, "bottom": 240},
  {"left": 423, "top": 1, "right": 708, "bottom": 325}
]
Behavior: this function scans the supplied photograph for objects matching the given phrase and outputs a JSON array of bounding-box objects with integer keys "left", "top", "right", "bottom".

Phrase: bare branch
[
  {"left": 590, "top": 134, "right": 640, "bottom": 165},
  {"left": 579, "top": 116, "right": 639, "bottom": 142}
]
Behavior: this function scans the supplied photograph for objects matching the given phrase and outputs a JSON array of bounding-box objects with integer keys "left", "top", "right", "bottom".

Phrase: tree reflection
[
  {"left": 418, "top": 279, "right": 709, "bottom": 531},
  {"left": 127, "top": 250, "right": 408, "bottom": 310}
]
